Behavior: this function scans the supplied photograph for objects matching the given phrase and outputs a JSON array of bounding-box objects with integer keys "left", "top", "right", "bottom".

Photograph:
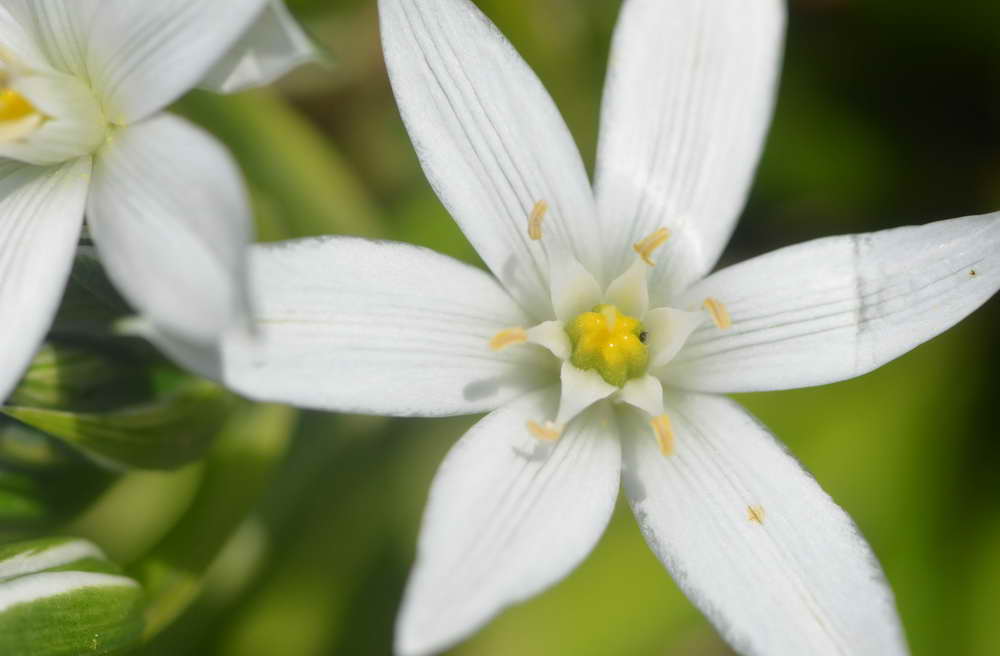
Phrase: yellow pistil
[
  {"left": 703, "top": 297, "right": 732, "bottom": 330},
  {"left": 566, "top": 304, "right": 648, "bottom": 387},
  {"left": 633, "top": 227, "right": 671, "bottom": 266},
  {"left": 527, "top": 420, "right": 562, "bottom": 441},
  {"left": 650, "top": 414, "right": 674, "bottom": 455},
  {"left": 0, "top": 88, "right": 35, "bottom": 122},
  {"left": 528, "top": 200, "right": 547, "bottom": 240},
  {"left": 489, "top": 327, "right": 527, "bottom": 351}
]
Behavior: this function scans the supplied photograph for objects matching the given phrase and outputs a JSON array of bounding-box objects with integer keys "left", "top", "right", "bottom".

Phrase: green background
[{"left": 17, "top": 1, "right": 1000, "bottom": 654}]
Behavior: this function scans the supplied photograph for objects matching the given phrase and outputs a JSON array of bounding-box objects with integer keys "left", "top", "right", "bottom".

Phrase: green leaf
[
  {"left": 8, "top": 343, "right": 155, "bottom": 413},
  {"left": 134, "top": 404, "right": 295, "bottom": 638},
  {"left": 50, "top": 247, "right": 132, "bottom": 336},
  {"left": 0, "top": 537, "right": 144, "bottom": 656},
  {"left": 2, "top": 381, "right": 237, "bottom": 470},
  {"left": 175, "top": 89, "right": 385, "bottom": 241}
]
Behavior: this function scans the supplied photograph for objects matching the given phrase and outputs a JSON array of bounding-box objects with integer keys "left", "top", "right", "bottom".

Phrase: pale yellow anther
[
  {"left": 703, "top": 297, "right": 732, "bottom": 330},
  {"left": 528, "top": 200, "right": 548, "bottom": 240},
  {"left": 527, "top": 420, "right": 562, "bottom": 441},
  {"left": 633, "top": 227, "right": 671, "bottom": 266},
  {"left": 650, "top": 414, "right": 674, "bottom": 456},
  {"left": 747, "top": 505, "right": 765, "bottom": 524},
  {"left": 489, "top": 327, "right": 527, "bottom": 351}
]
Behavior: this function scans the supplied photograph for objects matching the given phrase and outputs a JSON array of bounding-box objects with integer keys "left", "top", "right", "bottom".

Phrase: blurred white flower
[
  {"left": 217, "top": 0, "right": 1000, "bottom": 654},
  {"left": 0, "top": 0, "right": 316, "bottom": 401}
]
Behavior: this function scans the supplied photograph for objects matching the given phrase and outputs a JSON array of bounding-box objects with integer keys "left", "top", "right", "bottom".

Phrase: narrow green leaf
[
  {"left": 176, "top": 89, "right": 386, "bottom": 240},
  {"left": 0, "top": 537, "right": 144, "bottom": 656},
  {"left": 2, "top": 381, "right": 236, "bottom": 470},
  {"left": 135, "top": 404, "right": 295, "bottom": 637},
  {"left": 8, "top": 343, "right": 154, "bottom": 413}
]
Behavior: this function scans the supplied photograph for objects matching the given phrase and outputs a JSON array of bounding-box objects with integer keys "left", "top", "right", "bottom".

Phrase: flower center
[
  {"left": 0, "top": 88, "right": 37, "bottom": 123},
  {"left": 566, "top": 304, "right": 648, "bottom": 387}
]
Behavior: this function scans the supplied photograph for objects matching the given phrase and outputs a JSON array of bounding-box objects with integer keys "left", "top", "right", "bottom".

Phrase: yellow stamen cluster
[
  {"left": 0, "top": 88, "right": 36, "bottom": 123},
  {"left": 566, "top": 304, "right": 648, "bottom": 387}
]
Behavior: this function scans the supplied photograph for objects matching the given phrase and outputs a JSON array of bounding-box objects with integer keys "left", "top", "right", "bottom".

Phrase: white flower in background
[
  {"left": 0, "top": 0, "right": 315, "bottom": 402},
  {"left": 216, "top": 0, "right": 1000, "bottom": 654}
]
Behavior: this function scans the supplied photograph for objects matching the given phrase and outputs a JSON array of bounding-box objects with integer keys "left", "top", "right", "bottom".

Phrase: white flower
[
  {"left": 217, "top": 0, "right": 1000, "bottom": 654},
  {"left": 0, "top": 0, "right": 316, "bottom": 401}
]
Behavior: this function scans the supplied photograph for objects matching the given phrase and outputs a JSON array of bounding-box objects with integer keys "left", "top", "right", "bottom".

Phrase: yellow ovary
[
  {"left": 566, "top": 304, "right": 648, "bottom": 387},
  {"left": 0, "top": 88, "right": 37, "bottom": 123}
]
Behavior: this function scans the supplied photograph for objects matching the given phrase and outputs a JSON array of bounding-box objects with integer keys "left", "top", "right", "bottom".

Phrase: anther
[
  {"left": 528, "top": 200, "right": 548, "bottom": 240},
  {"left": 633, "top": 227, "right": 671, "bottom": 266},
  {"left": 747, "top": 505, "right": 765, "bottom": 524},
  {"left": 650, "top": 414, "right": 674, "bottom": 456},
  {"left": 489, "top": 327, "right": 528, "bottom": 351},
  {"left": 527, "top": 420, "right": 562, "bottom": 441},
  {"left": 703, "top": 297, "right": 732, "bottom": 330}
]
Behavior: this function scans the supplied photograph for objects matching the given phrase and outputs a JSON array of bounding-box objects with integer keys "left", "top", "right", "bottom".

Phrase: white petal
[
  {"left": 554, "top": 361, "right": 617, "bottom": 426},
  {"left": 379, "top": 0, "right": 602, "bottom": 319},
  {"left": 0, "top": 3, "right": 51, "bottom": 69},
  {"left": 87, "top": 113, "right": 253, "bottom": 347},
  {"left": 617, "top": 374, "right": 664, "bottom": 417},
  {"left": 223, "top": 237, "right": 549, "bottom": 416},
  {"left": 122, "top": 319, "right": 223, "bottom": 382},
  {"left": 604, "top": 257, "right": 649, "bottom": 318},
  {"left": 621, "top": 392, "right": 907, "bottom": 656},
  {"left": 549, "top": 249, "right": 603, "bottom": 323},
  {"left": 667, "top": 212, "right": 1000, "bottom": 393},
  {"left": 396, "top": 388, "right": 620, "bottom": 656},
  {"left": 69, "top": 0, "right": 269, "bottom": 123},
  {"left": 643, "top": 306, "right": 706, "bottom": 370},
  {"left": 595, "top": 0, "right": 785, "bottom": 297},
  {"left": 0, "top": 70, "right": 105, "bottom": 166},
  {"left": 199, "top": 0, "right": 316, "bottom": 94},
  {"left": 525, "top": 320, "right": 570, "bottom": 361},
  {"left": 0, "top": 159, "right": 90, "bottom": 402}
]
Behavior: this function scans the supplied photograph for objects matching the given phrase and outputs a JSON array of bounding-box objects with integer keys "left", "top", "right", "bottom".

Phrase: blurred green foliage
[{"left": 3, "top": 1, "right": 998, "bottom": 655}]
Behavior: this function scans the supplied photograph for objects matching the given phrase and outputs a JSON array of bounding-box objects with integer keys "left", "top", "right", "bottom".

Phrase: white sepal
[
  {"left": 379, "top": 0, "right": 602, "bottom": 320},
  {"left": 222, "top": 236, "right": 550, "bottom": 416},
  {"left": 668, "top": 212, "right": 1000, "bottom": 393},
  {"left": 595, "top": 0, "right": 785, "bottom": 298},
  {"left": 0, "top": 159, "right": 91, "bottom": 402},
  {"left": 396, "top": 388, "right": 620, "bottom": 656},
  {"left": 621, "top": 392, "right": 908, "bottom": 656},
  {"left": 87, "top": 113, "right": 253, "bottom": 346},
  {"left": 604, "top": 257, "right": 650, "bottom": 318},
  {"left": 643, "top": 306, "right": 705, "bottom": 370},
  {"left": 617, "top": 374, "right": 664, "bottom": 417},
  {"left": 200, "top": 0, "right": 317, "bottom": 94}
]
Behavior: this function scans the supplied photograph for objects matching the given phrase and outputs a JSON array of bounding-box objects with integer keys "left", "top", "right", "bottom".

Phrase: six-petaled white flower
[
  {"left": 0, "top": 0, "right": 315, "bottom": 401},
  {"left": 207, "top": 0, "right": 999, "bottom": 655}
]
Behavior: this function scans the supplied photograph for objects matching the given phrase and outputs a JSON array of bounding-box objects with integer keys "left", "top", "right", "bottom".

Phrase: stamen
[
  {"left": 703, "top": 297, "right": 732, "bottom": 330},
  {"left": 528, "top": 200, "right": 548, "bottom": 240},
  {"left": 600, "top": 305, "right": 618, "bottom": 331},
  {"left": 650, "top": 414, "right": 674, "bottom": 456},
  {"left": 747, "top": 505, "right": 765, "bottom": 524},
  {"left": 632, "top": 227, "right": 671, "bottom": 266},
  {"left": 489, "top": 327, "right": 527, "bottom": 351},
  {"left": 527, "top": 420, "right": 562, "bottom": 441}
]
